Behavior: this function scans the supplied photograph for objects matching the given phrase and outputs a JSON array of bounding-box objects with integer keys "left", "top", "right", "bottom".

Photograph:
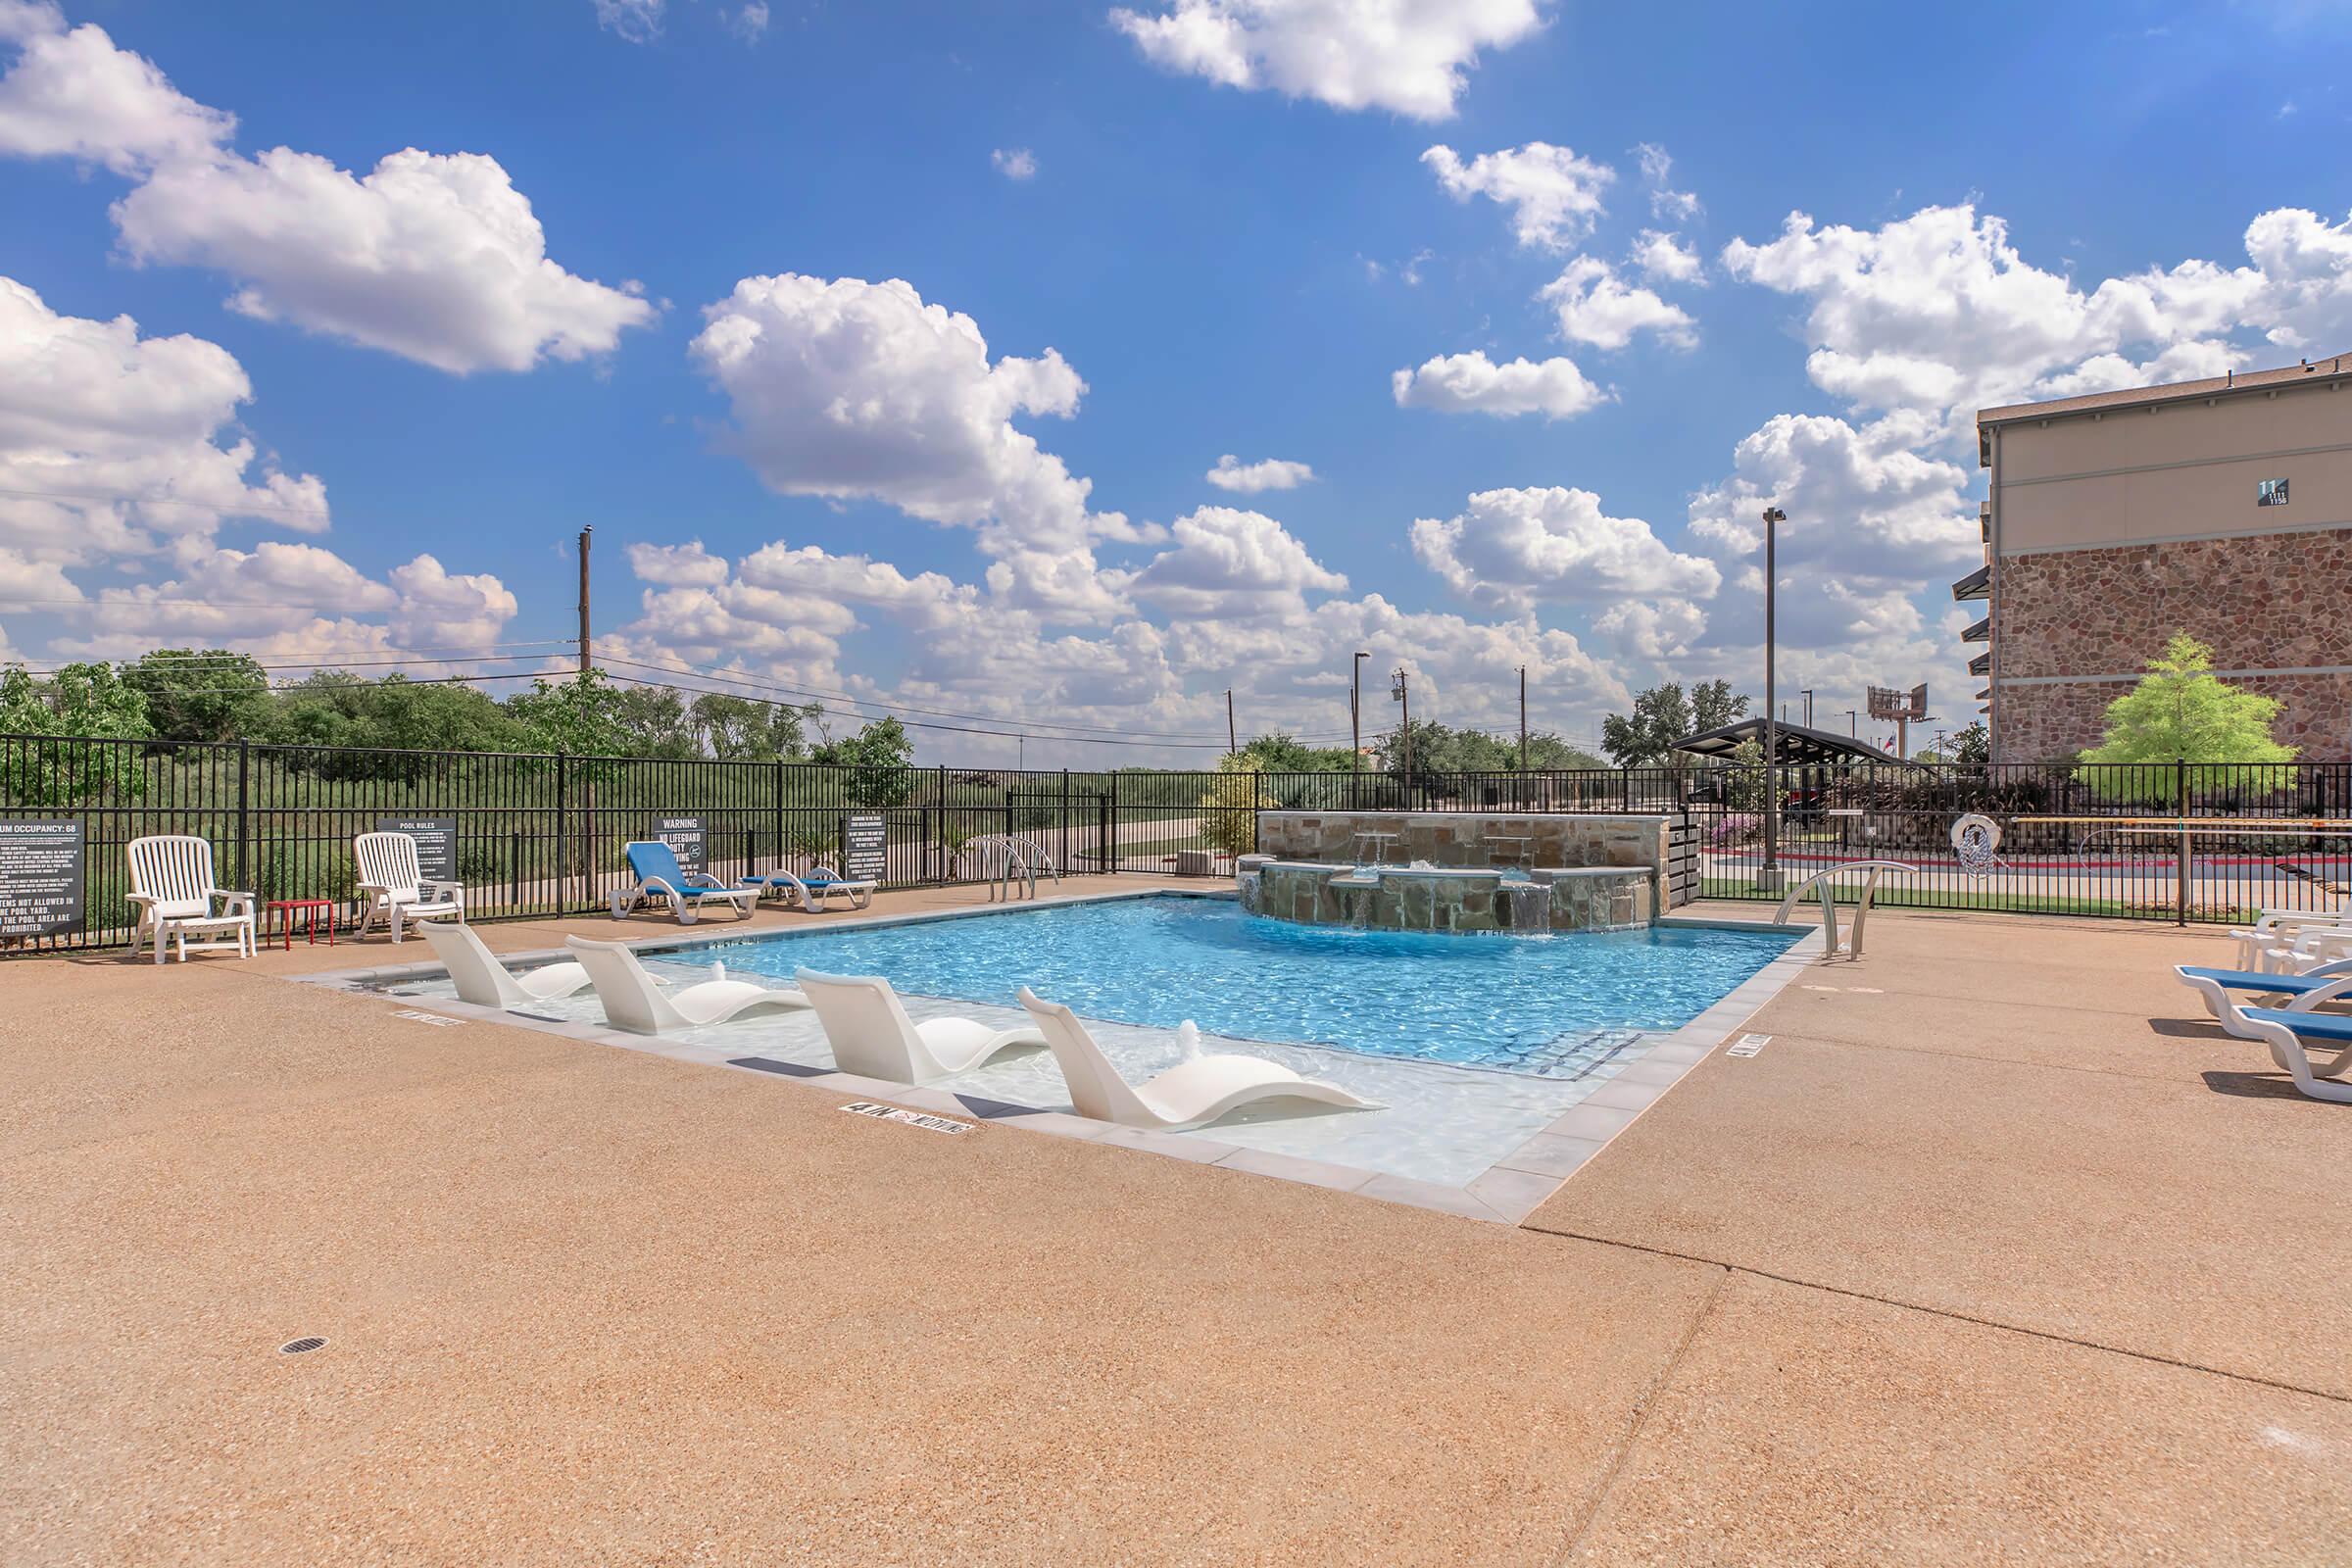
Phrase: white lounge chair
[
  {"left": 418, "top": 920, "right": 595, "bottom": 1010},
  {"left": 2174, "top": 959, "right": 2352, "bottom": 1039},
  {"left": 2192, "top": 979, "right": 2352, "bottom": 1103},
  {"left": 125, "top": 835, "right": 255, "bottom": 963},
  {"left": 2230, "top": 910, "right": 2352, "bottom": 972},
  {"left": 354, "top": 831, "right": 464, "bottom": 943},
  {"left": 795, "top": 969, "right": 1044, "bottom": 1083},
  {"left": 611, "top": 841, "right": 760, "bottom": 924},
  {"left": 566, "top": 936, "right": 808, "bottom": 1034},
  {"left": 1017, "top": 987, "right": 1379, "bottom": 1132},
  {"left": 742, "top": 862, "right": 876, "bottom": 911}
]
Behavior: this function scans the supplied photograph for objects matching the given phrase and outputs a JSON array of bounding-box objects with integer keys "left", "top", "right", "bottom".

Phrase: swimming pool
[{"left": 693, "top": 895, "right": 1799, "bottom": 1078}]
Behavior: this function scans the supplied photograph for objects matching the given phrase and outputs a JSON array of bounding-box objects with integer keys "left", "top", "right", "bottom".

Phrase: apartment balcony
[
  {"left": 1961, "top": 615, "right": 1990, "bottom": 644},
  {"left": 1951, "top": 563, "right": 1989, "bottom": 601},
  {"left": 1969, "top": 650, "right": 1991, "bottom": 676}
]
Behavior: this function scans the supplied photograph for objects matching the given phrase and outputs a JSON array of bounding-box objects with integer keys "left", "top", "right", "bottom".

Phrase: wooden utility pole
[
  {"left": 1226, "top": 689, "right": 1237, "bottom": 755},
  {"left": 577, "top": 526, "right": 594, "bottom": 676}
]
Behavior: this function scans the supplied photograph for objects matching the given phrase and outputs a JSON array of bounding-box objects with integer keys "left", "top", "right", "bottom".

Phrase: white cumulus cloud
[
  {"left": 1129, "top": 505, "right": 1347, "bottom": 621},
  {"left": 1635, "top": 142, "right": 1699, "bottom": 221},
  {"left": 1391, "top": 350, "right": 1609, "bottom": 418},
  {"left": 1204, "top": 453, "right": 1315, "bottom": 491},
  {"left": 0, "top": 1, "right": 231, "bottom": 174},
  {"left": 1421, "top": 140, "right": 1612, "bottom": 250},
  {"left": 1540, "top": 257, "right": 1697, "bottom": 350},
  {"left": 594, "top": 0, "right": 663, "bottom": 42},
  {"left": 1630, "top": 228, "right": 1701, "bottom": 284},
  {"left": 113, "top": 147, "right": 658, "bottom": 374},
  {"left": 1410, "top": 486, "right": 1720, "bottom": 611},
  {"left": 1109, "top": 0, "right": 1550, "bottom": 121},
  {"left": 690, "top": 272, "right": 1154, "bottom": 621}
]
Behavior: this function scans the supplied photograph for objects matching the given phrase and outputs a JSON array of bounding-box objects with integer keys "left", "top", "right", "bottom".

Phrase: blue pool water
[{"left": 692, "top": 896, "right": 1796, "bottom": 1077}]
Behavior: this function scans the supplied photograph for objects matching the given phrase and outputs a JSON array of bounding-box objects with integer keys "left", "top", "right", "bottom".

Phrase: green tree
[
  {"left": 2077, "top": 634, "right": 2296, "bottom": 801},
  {"left": 1199, "top": 752, "right": 1277, "bottom": 857},
  {"left": 1916, "top": 720, "right": 1989, "bottom": 767},
  {"left": 0, "top": 662, "right": 154, "bottom": 805},
  {"left": 1690, "top": 678, "right": 1749, "bottom": 735},
  {"left": 1233, "top": 732, "right": 1359, "bottom": 773},
  {"left": 1601, "top": 684, "right": 1692, "bottom": 768},
  {"left": 690, "top": 693, "right": 815, "bottom": 760},
  {"left": 810, "top": 715, "right": 915, "bottom": 806},
  {"left": 120, "top": 648, "right": 270, "bottom": 743},
  {"left": 508, "top": 669, "right": 636, "bottom": 759}
]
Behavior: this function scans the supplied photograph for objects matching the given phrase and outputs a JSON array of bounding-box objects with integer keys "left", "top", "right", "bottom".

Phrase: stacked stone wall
[{"left": 1995, "top": 527, "right": 2352, "bottom": 760}]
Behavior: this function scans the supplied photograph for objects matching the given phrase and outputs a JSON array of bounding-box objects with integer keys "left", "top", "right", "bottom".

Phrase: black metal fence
[{"left": 3, "top": 732, "right": 2348, "bottom": 954}]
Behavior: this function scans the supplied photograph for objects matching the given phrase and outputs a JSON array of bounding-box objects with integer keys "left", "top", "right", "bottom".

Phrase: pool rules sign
[
  {"left": 843, "top": 812, "right": 885, "bottom": 883},
  {"left": 0, "top": 819, "right": 84, "bottom": 939}
]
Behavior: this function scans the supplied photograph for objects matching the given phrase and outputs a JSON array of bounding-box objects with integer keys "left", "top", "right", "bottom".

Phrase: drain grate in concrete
[{"left": 279, "top": 1337, "right": 328, "bottom": 1354}]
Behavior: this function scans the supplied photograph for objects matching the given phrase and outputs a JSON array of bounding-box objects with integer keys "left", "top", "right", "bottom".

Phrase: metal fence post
[
  {"left": 555, "top": 752, "right": 568, "bottom": 915},
  {"left": 772, "top": 758, "right": 785, "bottom": 875},
  {"left": 1108, "top": 768, "right": 1119, "bottom": 875},
  {"left": 1060, "top": 768, "right": 1070, "bottom": 875},
  {"left": 235, "top": 738, "right": 250, "bottom": 895},
  {"left": 2176, "top": 756, "right": 2188, "bottom": 926}
]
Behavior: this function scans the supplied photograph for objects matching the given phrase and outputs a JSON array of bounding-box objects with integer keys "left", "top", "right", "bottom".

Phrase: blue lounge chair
[
  {"left": 2174, "top": 961, "right": 2352, "bottom": 1039},
  {"left": 610, "top": 841, "right": 760, "bottom": 925},
  {"left": 2230, "top": 1006, "right": 2352, "bottom": 1103},
  {"left": 2173, "top": 964, "right": 2352, "bottom": 1102},
  {"left": 740, "top": 861, "right": 876, "bottom": 911}
]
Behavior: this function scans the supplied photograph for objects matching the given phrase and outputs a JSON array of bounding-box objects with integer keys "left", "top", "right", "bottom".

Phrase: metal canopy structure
[{"left": 1671, "top": 717, "right": 1926, "bottom": 769}]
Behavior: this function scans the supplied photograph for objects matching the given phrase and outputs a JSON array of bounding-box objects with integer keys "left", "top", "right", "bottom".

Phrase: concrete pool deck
[{"left": 5, "top": 884, "right": 2350, "bottom": 1562}]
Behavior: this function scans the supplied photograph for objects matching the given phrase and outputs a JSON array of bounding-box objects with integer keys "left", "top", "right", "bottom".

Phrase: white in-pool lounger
[
  {"left": 1017, "top": 987, "right": 1380, "bottom": 1132},
  {"left": 419, "top": 920, "right": 596, "bottom": 1010},
  {"left": 567, "top": 936, "right": 808, "bottom": 1034},
  {"left": 795, "top": 969, "right": 1045, "bottom": 1083}
]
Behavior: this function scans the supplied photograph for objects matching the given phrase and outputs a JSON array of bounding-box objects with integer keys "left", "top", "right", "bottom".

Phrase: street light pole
[
  {"left": 1801, "top": 689, "right": 1814, "bottom": 729},
  {"left": 1846, "top": 709, "right": 1857, "bottom": 737},
  {"left": 1392, "top": 667, "right": 1411, "bottom": 800},
  {"left": 1759, "top": 506, "right": 1786, "bottom": 891},
  {"left": 1517, "top": 665, "right": 1528, "bottom": 773}
]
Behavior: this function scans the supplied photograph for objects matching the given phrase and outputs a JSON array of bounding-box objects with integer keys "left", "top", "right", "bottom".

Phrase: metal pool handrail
[{"left": 1771, "top": 859, "right": 1918, "bottom": 960}]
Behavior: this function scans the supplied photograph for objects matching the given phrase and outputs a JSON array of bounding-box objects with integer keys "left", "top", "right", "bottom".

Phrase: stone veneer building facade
[{"left": 1969, "top": 352, "right": 2352, "bottom": 761}]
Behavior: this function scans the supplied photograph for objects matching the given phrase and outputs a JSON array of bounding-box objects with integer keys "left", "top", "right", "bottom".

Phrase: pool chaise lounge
[
  {"left": 419, "top": 921, "right": 597, "bottom": 1010},
  {"left": 795, "top": 970, "right": 1044, "bottom": 1083},
  {"left": 2230, "top": 910, "right": 2352, "bottom": 972},
  {"left": 2228, "top": 1005, "right": 2352, "bottom": 1103},
  {"left": 2175, "top": 960, "right": 2352, "bottom": 1038},
  {"left": 568, "top": 936, "right": 808, "bottom": 1034},
  {"left": 2176, "top": 968, "right": 2352, "bottom": 1102},
  {"left": 742, "top": 864, "right": 877, "bottom": 911},
  {"left": 1017, "top": 987, "right": 1381, "bottom": 1133},
  {"left": 612, "top": 841, "right": 761, "bottom": 925}
]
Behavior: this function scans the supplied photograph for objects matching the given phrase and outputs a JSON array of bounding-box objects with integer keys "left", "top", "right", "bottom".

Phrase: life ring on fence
[{"left": 1950, "top": 812, "right": 2003, "bottom": 873}]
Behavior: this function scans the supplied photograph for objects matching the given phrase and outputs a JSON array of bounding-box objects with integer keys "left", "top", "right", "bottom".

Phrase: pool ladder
[{"left": 1771, "top": 859, "right": 1917, "bottom": 959}]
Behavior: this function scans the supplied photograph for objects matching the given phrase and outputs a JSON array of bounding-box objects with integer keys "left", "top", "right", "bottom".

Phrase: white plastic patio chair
[
  {"left": 125, "top": 835, "right": 255, "bottom": 963},
  {"left": 1016, "top": 987, "right": 1379, "bottom": 1132},
  {"left": 2230, "top": 910, "right": 2352, "bottom": 972},
  {"left": 566, "top": 936, "right": 808, "bottom": 1034},
  {"left": 417, "top": 920, "right": 595, "bottom": 1010},
  {"left": 354, "top": 831, "right": 464, "bottom": 943},
  {"left": 795, "top": 969, "right": 1044, "bottom": 1083}
]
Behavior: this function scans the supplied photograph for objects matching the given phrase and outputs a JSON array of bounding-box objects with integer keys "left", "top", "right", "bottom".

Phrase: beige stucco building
[{"left": 1967, "top": 352, "right": 2352, "bottom": 762}]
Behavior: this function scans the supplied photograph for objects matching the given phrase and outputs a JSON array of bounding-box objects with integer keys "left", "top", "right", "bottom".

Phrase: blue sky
[{"left": 1, "top": 0, "right": 2347, "bottom": 762}]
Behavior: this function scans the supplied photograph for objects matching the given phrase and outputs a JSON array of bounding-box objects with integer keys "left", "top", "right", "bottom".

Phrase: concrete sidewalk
[{"left": 3, "top": 896, "right": 2348, "bottom": 1562}]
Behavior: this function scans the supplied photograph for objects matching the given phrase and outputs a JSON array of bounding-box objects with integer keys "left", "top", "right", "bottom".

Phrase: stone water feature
[{"left": 1237, "top": 811, "right": 1668, "bottom": 935}]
